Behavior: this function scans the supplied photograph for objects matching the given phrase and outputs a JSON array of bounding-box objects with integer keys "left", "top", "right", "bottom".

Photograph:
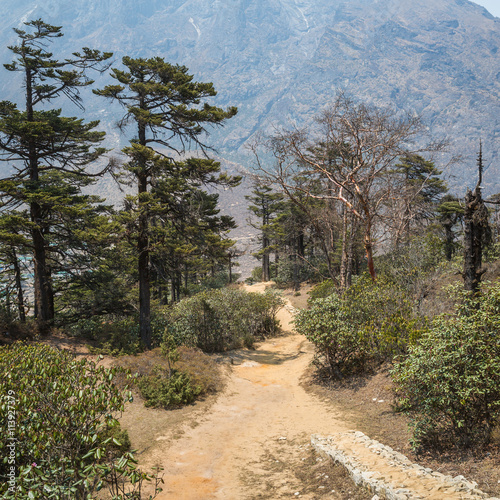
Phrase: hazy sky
[{"left": 473, "top": 0, "right": 500, "bottom": 17}]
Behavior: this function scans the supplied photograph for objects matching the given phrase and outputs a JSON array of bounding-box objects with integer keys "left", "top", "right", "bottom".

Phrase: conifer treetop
[{"left": 94, "top": 56, "right": 237, "bottom": 154}]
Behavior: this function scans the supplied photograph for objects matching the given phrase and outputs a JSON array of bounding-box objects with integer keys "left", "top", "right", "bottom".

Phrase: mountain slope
[{"left": 0, "top": 0, "right": 499, "bottom": 191}]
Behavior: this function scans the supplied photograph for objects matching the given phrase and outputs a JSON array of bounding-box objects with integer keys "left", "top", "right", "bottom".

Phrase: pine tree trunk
[
  {"left": 26, "top": 66, "right": 52, "bottom": 327},
  {"left": 297, "top": 231, "right": 305, "bottom": 259},
  {"left": 11, "top": 250, "right": 26, "bottom": 322},
  {"left": 31, "top": 203, "right": 52, "bottom": 326},
  {"left": 138, "top": 172, "right": 152, "bottom": 348},
  {"left": 262, "top": 235, "right": 270, "bottom": 282},
  {"left": 262, "top": 211, "right": 270, "bottom": 281},
  {"left": 137, "top": 82, "right": 152, "bottom": 348}
]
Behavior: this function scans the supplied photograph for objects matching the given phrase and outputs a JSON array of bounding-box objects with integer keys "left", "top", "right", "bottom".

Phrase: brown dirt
[
  {"left": 306, "top": 363, "right": 500, "bottom": 498},
  {"left": 118, "top": 282, "right": 371, "bottom": 499}
]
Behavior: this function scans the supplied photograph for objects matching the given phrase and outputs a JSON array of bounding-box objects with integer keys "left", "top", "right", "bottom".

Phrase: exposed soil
[
  {"left": 308, "top": 367, "right": 500, "bottom": 498},
  {"left": 117, "top": 282, "right": 371, "bottom": 499}
]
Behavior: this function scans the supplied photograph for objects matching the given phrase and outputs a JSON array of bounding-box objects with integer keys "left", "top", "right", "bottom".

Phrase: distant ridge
[{"left": 0, "top": 0, "right": 499, "bottom": 192}]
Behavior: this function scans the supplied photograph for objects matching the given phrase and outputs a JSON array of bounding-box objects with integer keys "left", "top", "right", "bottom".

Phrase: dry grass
[
  {"left": 240, "top": 434, "right": 372, "bottom": 499},
  {"left": 175, "top": 346, "right": 224, "bottom": 393},
  {"left": 114, "top": 346, "right": 224, "bottom": 396}
]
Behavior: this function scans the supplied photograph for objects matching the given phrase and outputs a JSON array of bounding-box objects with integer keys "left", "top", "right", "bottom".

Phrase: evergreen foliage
[
  {"left": 0, "top": 19, "right": 112, "bottom": 328},
  {"left": 246, "top": 182, "right": 285, "bottom": 281},
  {"left": 392, "top": 283, "right": 500, "bottom": 451},
  {"left": 0, "top": 343, "right": 162, "bottom": 498},
  {"left": 167, "top": 288, "right": 284, "bottom": 352},
  {"left": 295, "top": 274, "right": 425, "bottom": 378},
  {"left": 95, "top": 56, "right": 239, "bottom": 348}
]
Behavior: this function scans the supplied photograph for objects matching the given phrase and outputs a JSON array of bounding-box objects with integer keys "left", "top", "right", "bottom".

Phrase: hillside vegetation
[{"left": 0, "top": 14, "right": 499, "bottom": 499}]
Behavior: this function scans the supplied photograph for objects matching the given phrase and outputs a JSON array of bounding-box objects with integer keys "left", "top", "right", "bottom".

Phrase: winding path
[{"left": 135, "top": 283, "right": 495, "bottom": 500}]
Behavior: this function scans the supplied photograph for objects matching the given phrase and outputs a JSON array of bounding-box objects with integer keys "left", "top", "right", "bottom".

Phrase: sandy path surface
[
  {"left": 143, "top": 283, "right": 351, "bottom": 499},
  {"left": 136, "top": 283, "right": 484, "bottom": 500}
]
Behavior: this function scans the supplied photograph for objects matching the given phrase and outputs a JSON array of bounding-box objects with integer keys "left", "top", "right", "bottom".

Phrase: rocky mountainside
[{"left": 0, "top": 0, "right": 499, "bottom": 193}]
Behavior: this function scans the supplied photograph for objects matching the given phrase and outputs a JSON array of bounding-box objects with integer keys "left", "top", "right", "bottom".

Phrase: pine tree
[
  {"left": 95, "top": 57, "right": 238, "bottom": 347},
  {"left": 246, "top": 182, "right": 285, "bottom": 281},
  {"left": 0, "top": 19, "right": 112, "bottom": 327},
  {"left": 391, "top": 154, "right": 448, "bottom": 246},
  {"left": 437, "top": 195, "right": 463, "bottom": 261},
  {"left": 0, "top": 211, "right": 31, "bottom": 321}
]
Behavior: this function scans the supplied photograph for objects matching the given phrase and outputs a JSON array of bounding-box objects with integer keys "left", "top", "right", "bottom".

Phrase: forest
[{"left": 1, "top": 19, "right": 500, "bottom": 499}]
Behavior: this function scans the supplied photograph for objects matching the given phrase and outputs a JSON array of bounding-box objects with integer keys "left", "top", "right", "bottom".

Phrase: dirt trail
[
  {"left": 141, "top": 283, "right": 349, "bottom": 499},
  {"left": 136, "top": 283, "right": 485, "bottom": 500}
]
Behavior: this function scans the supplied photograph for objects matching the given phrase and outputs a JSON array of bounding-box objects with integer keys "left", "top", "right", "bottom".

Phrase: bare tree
[{"left": 251, "top": 94, "right": 428, "bottom": 282}]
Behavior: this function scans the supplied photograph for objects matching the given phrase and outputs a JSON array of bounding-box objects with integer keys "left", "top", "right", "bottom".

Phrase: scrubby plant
[
  {"left": 116, "top": 344, "right": 222, "bottom": 409},
  {"left": 137, "top": 369, "right": 201, "bottom": 408},
  {"left": 174, "top": 346, "right": 222, "bottom": 394},
  {"left": 245, "top": 266, "right": 263, "bottom": 285},
  {"left": 308, "top": 279, "right": 336, "bottom": 302},
  {"left": 70, "top": 316, "right": 142, "bottom": 355},
  {"left": 392, "top": 282, "right": 500, "bottom": 451},
  {"left": 343, "top": 275, "right": 424, "bottom": 358},
  {"left": 274, "top": 256, "right": 318, "bottom": 287},
  {"left": 295, "top": 294, "right": 369, "bottom": 378},
  {"left": 296, "top": 274, "right": 424, "bottom": 378},
  {"left": 0, "top": 343, "right": 162, "bottom": 499},
  {"left": 71, "top": 309, "right": 170, "bottom": 355},
  {"left": 167, "top": 288, "right": 284, "bottom": 352}
]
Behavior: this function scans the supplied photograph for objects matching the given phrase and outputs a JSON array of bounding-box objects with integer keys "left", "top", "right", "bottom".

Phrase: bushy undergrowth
[
  {"left": 274, "top": 255, "right": 330, "bottom": 287},
  {"left": 295, "top": 293, "right": 367, "bottom": 378},
  {"left": 116, "top": 346, "right": 222, "bottom": 409},
  {"left": 308, "top": 279, "right": 336, "bottom": 302},
  {"left": 296, "top": 274, "right": 425, "bottom": 378},
  {"left": 167, "top": 288, "right": 284, "bottom": 352},
  {"left": 69, "top": 287, "right": 284, "bottom": 356},
  {"left": 71, "top": 310, "right": 169, "bottom": 355},
  {"left": 187, "top": 271, "right": 239, "bottom": 295},
  {"left": 137, "top": 370, "right": 201, "bottom": 408},
  {"left": 392, "top": 283, "right": 500, "bottom": 451},
  {"left": 0, "top": 310, "right": 41, "bottom": 343},
  {"left": 0, "top": 343, "right": 162, "bottom": 499}
]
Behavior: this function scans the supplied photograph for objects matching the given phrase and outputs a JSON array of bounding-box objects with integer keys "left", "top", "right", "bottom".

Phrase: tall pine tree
[
  {"left": 0, "top": 19, "right": 111, "bottom": 327},
  {"left": 95, "top": 57, "right": 238, "bottom": 347}
]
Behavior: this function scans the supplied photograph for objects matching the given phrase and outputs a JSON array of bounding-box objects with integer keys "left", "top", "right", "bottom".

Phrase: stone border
[{"left": 311, "top": 432, "right": 500, "bottom": 500}]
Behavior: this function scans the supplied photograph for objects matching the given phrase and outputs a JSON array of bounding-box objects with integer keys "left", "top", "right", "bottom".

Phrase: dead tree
[
  {"left": 251, "top": 94, "right": 427, "bottom": 282},
  {"left": 463, "top": 144, "right": 491, "bottom": 293}
]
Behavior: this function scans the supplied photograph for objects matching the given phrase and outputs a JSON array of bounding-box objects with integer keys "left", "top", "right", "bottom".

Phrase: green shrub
[
  {"left": 308, "top": 279, "right": 336, "bottom": 302},
  {"left": 295, "top": 294, "right": 370, "bottom": 378},
  {"left": 0, "top": 343, "right": 162, "bottom": 499},
  {"left": 116, "top": 345, "right": 222, "bottom": 408},
  {"left": 137, "top": 369, "right": 201, "bottom": 408},
  {"left": 250, "top": 266, "right": 263, "bottom": 283},
  {"left": 174, "top": 346, "right": 223, "bottom": 394},
  {"left": 69, "top": 315, "right": 143, "bottom": 356},
  {"left": 343, "top": 275, "right": 424, "bottom": 359},
  {"left": 70, "top": 309, "right": 168, "bottom": 355},
  {"left": 274, "top": 256, "right": 310, "bottom": 287},
  {"left": 89, "top": 317, "right": 141, "bottom": 355},
  {"left": 296, "top": 274, "right": 424, "bottom": 378},
  {"left": 168, "top": 288, "right": 284, "bottom": 352},
  {"left": 392, "top": 283, "right": 500, "bottom": 451}
]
